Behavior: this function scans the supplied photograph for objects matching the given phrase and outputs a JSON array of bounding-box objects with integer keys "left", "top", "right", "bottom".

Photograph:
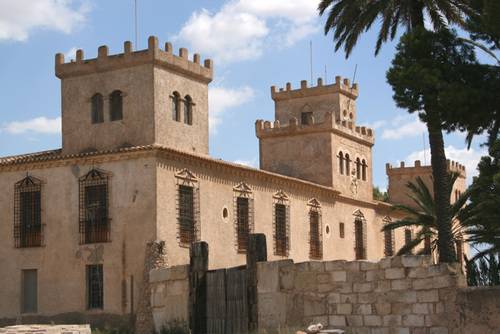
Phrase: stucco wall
[{"left": 0, "top": 156, "right": 156, "bottom": 321}]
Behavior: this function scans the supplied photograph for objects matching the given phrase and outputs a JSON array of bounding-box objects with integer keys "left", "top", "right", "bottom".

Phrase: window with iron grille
[
  {"left": 178, "top": 185, "right": 195, "bottom": 244},
  {"left": 404, "top": 229, "right": 413, "bottom": 254},
  {"left": 354, "top": 218, "right": 365, "bottom": 259},
  {"left": 274, "top": 203, "right": 289, "bottom": 256},
  {"left": 339, "top": 222, "right": 345, "bottom": 238},
  {"left": 110, "top": 90, "right": 123, "bottom": 121},
  {"left": 236, "top": 197, "right": 250, "bottom": 252},
  {"left": 383, "top": 217, "right": 394, "bottom": 257},
  {"left": 14, "top": 176, "right": 43, "bottom": 248},
  {"left": 86, "top": 264, "right": 103, "bottom": 309},
  {"left": 309, "top": 209, "right": 322, "bottom": 260},
  {"left": 79, "top": 169, "right": 110, "bottom": 244}
]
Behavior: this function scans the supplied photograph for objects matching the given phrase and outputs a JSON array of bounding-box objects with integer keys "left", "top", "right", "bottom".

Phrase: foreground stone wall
[
  {"left": 0, "top": 325, "right": 90, "bottom": 334},
  {"left": 257, "top": 256, "right": 472, "bottom": 334},
  {"left": 149, "top": 265, "right": 190, "bottom": 333}
]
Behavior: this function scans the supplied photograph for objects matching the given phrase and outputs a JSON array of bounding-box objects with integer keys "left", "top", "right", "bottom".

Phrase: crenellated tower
[
  {"left": 56, "top": 36, "right": 213, "bottom": 155},
  {"left": 256, "top": 77, "right": 375, "bottom": 200}
]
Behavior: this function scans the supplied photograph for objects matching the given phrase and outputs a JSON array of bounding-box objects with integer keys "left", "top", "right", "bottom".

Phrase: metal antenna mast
[
  {"left": 309, "top": 41, "right": 313, "bottom": 85},
  {"left": 134, "top": 0, "right": 138, "bottom": 48}
]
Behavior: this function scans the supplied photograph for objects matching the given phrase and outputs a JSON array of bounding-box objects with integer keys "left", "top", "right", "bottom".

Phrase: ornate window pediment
[
  {"left": 273, "top": 190, "right": 289, "bottom": 202},
  {"left": 175, "top": 168, "right": 197, "bottom": 186},
  {"left": 307, "top": 198, "right": 321, "bottom": 209},
  {"left": 352, "top": 209, "right": 365, "bottom": 220},
  {"left": 234, "top": 182, "right": 252, "bottom": 195}
]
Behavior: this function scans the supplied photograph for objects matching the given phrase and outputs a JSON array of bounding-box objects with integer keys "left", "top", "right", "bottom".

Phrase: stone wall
[
  {"left": 149, "top": 265, "right": 190, "bottom": 333},
  {"left": 257, "top": 256, "right": 473, "bottom": 334},
  {"left": 0, "top": 325, "right": 90, "bottom": 334}
]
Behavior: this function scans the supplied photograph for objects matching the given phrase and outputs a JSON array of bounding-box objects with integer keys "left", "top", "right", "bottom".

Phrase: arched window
[
  {"left": 355, "top": 158, "right": 361, "bottom": 179},
  {"left": 184, "top": 95, "right": 193, "bottom": 125},
  {"left": 353, "top": 210, "right": 366, "bottom": 260},
  {"left": 14, "top": 176, "right": 43, "bottom": 248},
  {"left": 308, "top": 199, "right": 322, "bottom": 260},
  {"left": 362, "top": 159, "right": 367, "bottom": 181},
  {"left": 171, "top": 92, "right": 181, "bottom": 122},
  {"left": 109, "top": 90, "right": 123, "bottom": 121},
  {"left": 273, "top": 190, "right": 290, "bottom": 257},
  {"left": 345, "top": 154, "right": 351, "bottom": 176},
  {"left": 338, "top": 151, "right": 344, "bottom": 175},
  {"left": 91, "top": 93, "right": 104, "bottom": 124}
]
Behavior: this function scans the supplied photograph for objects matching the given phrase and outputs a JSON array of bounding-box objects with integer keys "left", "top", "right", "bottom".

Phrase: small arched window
[
  {"left": 362, "top": 159, "right": 367, "bottom": 181},
  {"left": 171, "top": 92, "right": 181, "bottom": 122},
  {"left": 355, "top": 158, "right": 361, "bottom": 179},
  {"left": 109, "top": 90, "right": 123, "bottom": 121},
  {"left": 338, "top": 151, "right": 344, "bottom": 175},
  {"left": 345, "top": 154, "right": 351, "bottom": 176},
  {"left": 91, "top": 93, "right": 104, "bottom": 124},
  {"left": 184, "top": 95, "right": 193, "bottom": 125}
]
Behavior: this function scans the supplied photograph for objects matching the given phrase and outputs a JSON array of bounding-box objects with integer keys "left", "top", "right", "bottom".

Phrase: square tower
[
  {"left": 256, "top": 77, "right": 375, "bottom": 201},
  {"left": 56, "top": 36, "right": 213, "bottom": 155}
]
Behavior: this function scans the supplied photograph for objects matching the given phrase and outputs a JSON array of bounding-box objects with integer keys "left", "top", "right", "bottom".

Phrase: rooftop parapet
[
  {"left": 55, "top": 36, "right": 213, "bottom": 83},
  {"left": 386, "top": 159, "right": 466, "bottom": 177},
  {"left": 255, "top": 111, "right": 374, "bottom": 145},
  {"left": 270, "top": 76, "right": 359, "bottom": 101}
]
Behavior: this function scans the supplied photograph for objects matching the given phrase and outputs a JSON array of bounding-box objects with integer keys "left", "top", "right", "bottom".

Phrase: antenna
[
  {"left": 346, "top": 64, "right": 358, "bottom": 113},
  {"left": 309, "top": 40, "right": 313, "bottom": 85},
  {"left": 134, "top": 0, "right": 138, "bottom": 49}
]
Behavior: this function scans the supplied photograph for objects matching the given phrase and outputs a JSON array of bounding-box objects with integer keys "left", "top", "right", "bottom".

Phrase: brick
[
  {"left": 364, "top": 315, "right": 382, "bottom": 326},
  {"left": 328, "top": 315, "right": 346, "bottom": 327},
  {"left": 385, "top": 268, "right": 405, "bottom": 279},
  {"left": 346, "top": 315, "right": 363, "bottom": 327},
  {"left": 413, "top": 303, "right": 432, "bottom": 314},
  {"left": 401, "top": 255, "right": 423, "bottom": 267},
  {"left": 337, "top": 303, "right": 353, "bottom": 315},
  {"left": 325, "top": 260, "right": 347, "bottom": 271},
  {"left": 353, "top": 282, "right": 373, "bottom": 293},
  {"left": 417, "top": 290, "right": 439, "bottom": 303},
  {"left": 354, "top": 304, "right": 372, "bottom": 315},
  {"left": 383, "top": 315, "right": 402, "bottom": 326},
  {"left": 331, "top": 270, "right": 347, "bottom": 282},
  {"left": 402, "top": 314, "right": 425, "bottom": 327},
  {"left": 391, "top": 279, "right": 411, "bottom": 290}
]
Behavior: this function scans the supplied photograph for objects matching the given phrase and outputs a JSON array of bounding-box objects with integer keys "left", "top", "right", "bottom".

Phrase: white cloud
[
  {"left": 0, "top": 0, "right": 89, "bottom": 42},
  {"left": 2, "top": 116, "right": 61, "bottom": 135},
  {"left": 233, "top": 157, "right": 258, "bottom": 168},
  {"left": 405, "top": 145, "right": 486, "bottom": 183},
  {"left": 175, "top": 0, "right": 319, "bottom": 63},
  {"left": 381, "top": 116, "right": 427, "bottom": 140},
  {"left": 65, "top": 46, "right": 79, "bottom": 61},
  {"left": 208, "top": 86, "right": 254, "bottom": 134}
]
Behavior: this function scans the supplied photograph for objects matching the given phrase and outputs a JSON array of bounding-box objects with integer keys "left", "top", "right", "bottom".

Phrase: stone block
[
  {"left": 430, "top": 327, "right": 449, "bottom": 334},
  {"left": 408, "top": 267, "right": 430, "bottom": 279},
  {"left": 346, "top": 315, "right": 364, "bottom": 327},
  {"left": 391, "top": 279, "right": 411, "bottom": 290},
  {"left": 295, "top": 272, "right": 318, "bottom": 292},
  {"left": 391, "top": 303, "right": 412, "bottom": 315},
  {"left": 258, "top": 260, "right": 293, "bottom": 293},
  {"left": 374, "top": 302, "right": 391, "bottom": 315},
  {"left": 353, "top": 282, "right": 373, "bottom": 293},
  {"left": 401, "top": 255, "right": 423, "bottom": 268},
  {"left": 166, "top": 280, "right": 188, "bottom": 296},
  {"left": 354, "top": 304, "right": 372, "bottom": 315},
  {"left": 385, "top": 268, "right": 406, "bottom": 279},
  {"left": 433, "top": 275, "right": 457, "bottom": 289},
  {"left": 325, "top": 260, "right": 347, "bottom": 271},
  {"left": 295, "top": 262, "right": 311, "bottom": 272},
  {"left": 391, "top": 256, "right": 404, "bottom": 267},
  {"left": 166, "top": 265, "right": 189, "bottom": 280},
  {"left": 331, "top": 271, "right": 347, "bottom": 282},
  {"left": 375, "top": 280, "right": 391, "bottom": 293},
  {"left": 360, "top": 261, "right": 379, "bottom": 271},
  {"left": 411, "top": 328, "right": 427, "bottom": 334},
  {"left": 317, "top": 273, "right": 331, "bottom": 284},
  {"left": 149, "top": 268, "right": 168, "bottom": 283},
  {"left": 379, "top": 257, "right": 392, "bottom": 269},
  {"left": 366, "top": 270, "right": 383, "bottom": 282},
  {"left": 304, "top": 296, "right": 326, "bottom": 316},
  {"left": 337, "top": 303, "right": 353, "bottom": 315},
  {"left": 340, "top": 293, "right": 357, "bottom": 303},
  {"left": 402, "top": 314, "right": 425, "bottom": 327},
  {"left": 329, "top": 315, "right": 347, "bottom": 327},
  {"left": 413, "top": 277, "right": 435, "bottom": 290},
  {"left": 345, "top": 261, "right": 361, "bottom": 271},
  {"left": 412, "top": 303, "right": 432, "bottom": 315},
  {"left": 309, "top": 261, "right": 325, "bottom": 272},
  {"left": 394, "top": 329, "right": 410, "bottom": 334},
  {"left": 258, "top": 292, "right": 288, "bottom": 329},
  {"left": 333, "top": 282, "right": 353, "bottom": 293},
  {"left": 364, "top": 315, "right": 383, "bottom": 326},
  {"left": 417, "top": 290, "right": 439, "bottom": 303},
  {"left": 281, "top": 265, "right": 296, "bottom": 290},
  {"left": 318, "top": 283, "right": 334, "bottom": 293},
  {"left": 347, "top": 271, "right": 366, "bottom": 283},
  {"left": 387, "top": 291, "right": 417, "bottom": 304},
  {"left": 383, "top": 315, "right": 402, "bottom": 327},
  {"left": 328, "top": 293, "right": 340, "bottom": 304},
  {"left": 358, "top": 293, "right": 377, "bottom": 304}
]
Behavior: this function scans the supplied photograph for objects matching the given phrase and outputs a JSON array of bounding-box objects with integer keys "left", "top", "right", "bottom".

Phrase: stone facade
[
  {"left": 0, "top": 325, "right": 90, "bottom": 334},
  {"left": 0, "top": 35, "right": 467, "bottom": 328}
]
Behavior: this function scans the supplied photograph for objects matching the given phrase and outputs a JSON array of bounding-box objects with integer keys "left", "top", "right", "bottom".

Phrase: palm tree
[{"left": 382, "top": 173, "right": 468, "bottom": 256}]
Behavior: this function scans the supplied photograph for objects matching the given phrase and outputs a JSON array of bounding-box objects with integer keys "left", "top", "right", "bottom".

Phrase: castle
[{"left": 0, "top": 37, "right": 466, "bottom": 325}]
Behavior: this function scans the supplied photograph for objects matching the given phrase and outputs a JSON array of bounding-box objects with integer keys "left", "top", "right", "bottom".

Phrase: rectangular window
[
  {"left": 178, "top": 185, "right": 195, "bottom": 244},
  {"left": 21, "top": 269, "right": 37, "bottom": 313},
  {"left": 83, "top": 184, "right": 109, "bottom": 243},
  {"left": 274, "top": 203, "right": 288, "bottom": 256},
  {"left": 236, "top": 197, "right": 250, "bottom": 252},
  {"left": 405, "top": 229, "right": 413, "bottom": 254},
  {"left": 339, "top": 222, "right": 345, "bottom": 239},
  {"left": 301, "top": 112, "right": 313, "bottom": 125},
  {"left": 309, "top": 210, "right": 322, "bottom": 260},
  {"left": 354, "top": 219, "right": 366, "bottom": 260},
  {"left": 19, "top": 191, "right": 42, "bottom": 247},
  {"left": 87, "top": 264, "right": 104, "bottom": 309},
  {"left": 384, "top": 229, "right": 394, "bottom": 257}
]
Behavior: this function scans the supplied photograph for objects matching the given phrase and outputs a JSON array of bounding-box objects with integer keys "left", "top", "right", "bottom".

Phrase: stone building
[{"left": 0, "top": 36, "right": 466, "bottom": 325}]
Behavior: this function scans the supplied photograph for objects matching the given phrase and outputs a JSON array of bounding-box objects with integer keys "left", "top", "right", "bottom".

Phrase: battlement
[
  {"left": 255, "top": 111, "right": 374, "bottom": 145},
  {"left": 386, "top": 159, "right": 466, "bottom": 177},
  {"left": 55, "top": 36, "right": 213, "bottom": 83},
  {"left": 270, "top": 76, "right": 358, "bottom": 101}
]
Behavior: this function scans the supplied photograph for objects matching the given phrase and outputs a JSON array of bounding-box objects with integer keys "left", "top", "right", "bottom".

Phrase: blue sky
[{"left": 0, "top": 0, "right": 488, "bottom": 190}]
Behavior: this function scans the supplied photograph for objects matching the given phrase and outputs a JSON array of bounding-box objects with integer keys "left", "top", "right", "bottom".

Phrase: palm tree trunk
[{"left": 427, "top": 118, "right": 457, "bottom": 263}]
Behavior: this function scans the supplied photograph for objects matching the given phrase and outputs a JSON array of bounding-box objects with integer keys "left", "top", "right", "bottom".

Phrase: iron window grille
[
  {"left": 353, "top": 210, "right": 367, "bottom": 260},
  {"left": 175, "top": 169, "right": 200, "bottom": 246},
  {"left": 308, "top": 199, "right": 322, "bottom": 260},
  {"left": 273, "top": 190, "right": 290, "bottom": 257},
  {"left": 339, "top": 222, "right": 345, "bottom": 238},
  {"left": 233, "top": 182, "right": 254, "bottom": 253},
  {"left": 404, "top": 229, "right": 413, "bottom": 254},
  {"left": 79, "top": 169, "right": 111, "bottom": 244},
  {"left": 86, "top": 264, "right": 104, "bottom": 309},
  {"left": 14, "top": 176, "right": 44, "bottom": 248},
  {"left": 383, "top": 216, "right": 394, "bottom": 257}
]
